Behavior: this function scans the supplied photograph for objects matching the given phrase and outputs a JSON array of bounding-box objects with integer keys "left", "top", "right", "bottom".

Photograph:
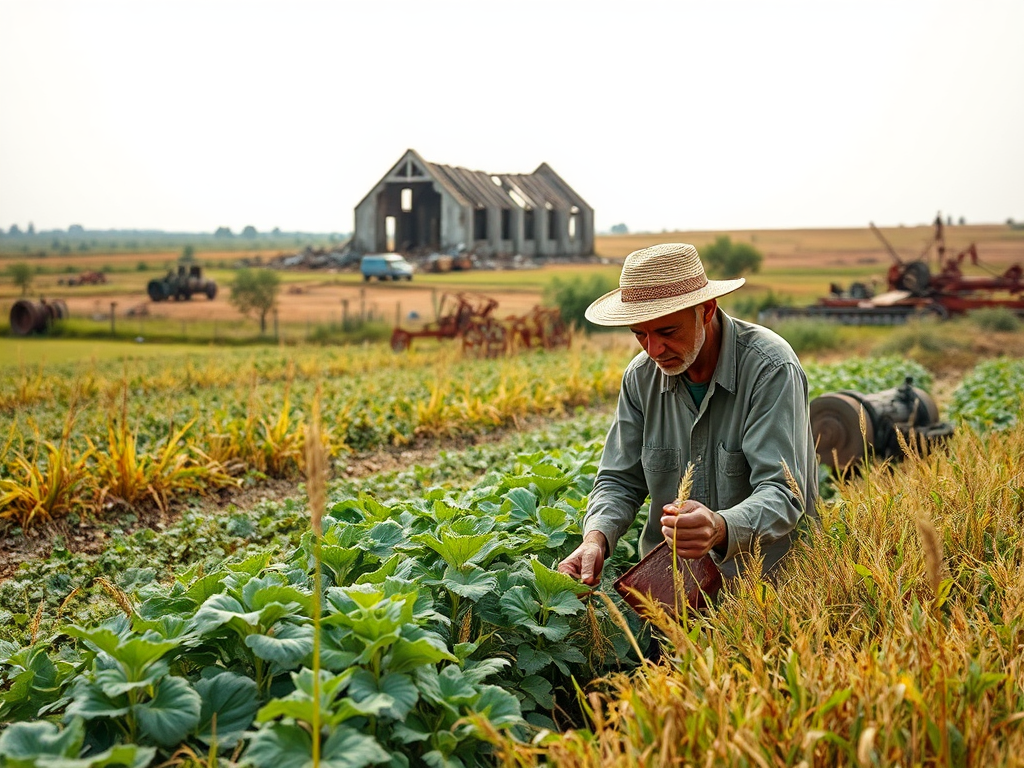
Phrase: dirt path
[{"left": 58, "top": 281, "right": 545, "bottom": 327}]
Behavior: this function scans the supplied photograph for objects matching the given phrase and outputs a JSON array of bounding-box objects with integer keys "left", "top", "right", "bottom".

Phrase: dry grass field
[{"left": 2, "top": 224, "right": 1023, "bottom": 327}]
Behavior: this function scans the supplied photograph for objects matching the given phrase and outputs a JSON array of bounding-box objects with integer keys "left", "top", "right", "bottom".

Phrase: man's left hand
[{"left": 661, "top": 500, "right": 727, "bottom": 559}]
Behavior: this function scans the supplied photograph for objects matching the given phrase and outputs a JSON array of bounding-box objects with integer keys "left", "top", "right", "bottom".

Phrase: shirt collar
[{"left": 657, "top": 308, "right": 738, "bottom": 395}]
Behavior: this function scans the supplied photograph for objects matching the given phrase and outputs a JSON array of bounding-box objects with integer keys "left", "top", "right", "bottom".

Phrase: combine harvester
[{"left": 763, "top": 218, "right": 1024, "bottom": 325}]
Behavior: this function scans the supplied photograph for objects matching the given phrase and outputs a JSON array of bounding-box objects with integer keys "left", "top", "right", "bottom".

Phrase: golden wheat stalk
[
  {"left": 94, "top": 577, "right": 134, "bottom": 618},
  {"left": 915, "top": 510, "right": 944, "bottom": 598},
  {"left": 670, "top": 463, "right": 696, "bottom": 616}
]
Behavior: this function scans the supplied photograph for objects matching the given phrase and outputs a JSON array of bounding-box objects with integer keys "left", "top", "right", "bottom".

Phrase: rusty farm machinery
[
  {"left": 763, "top": 217, "right": 1024, "bottom": 324},
  {"left": 389, "top": 292, "right": 570, "bottom": 356}
]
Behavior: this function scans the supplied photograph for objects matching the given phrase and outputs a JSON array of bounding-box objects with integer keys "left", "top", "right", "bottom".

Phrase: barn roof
[{"left": 360, "top": 149, "right": 592, "bottom": 213}]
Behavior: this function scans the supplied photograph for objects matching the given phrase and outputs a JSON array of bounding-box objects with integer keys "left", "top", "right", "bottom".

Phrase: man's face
[{"left": 629, "top": 305, "right": 706, "bottom": 376}]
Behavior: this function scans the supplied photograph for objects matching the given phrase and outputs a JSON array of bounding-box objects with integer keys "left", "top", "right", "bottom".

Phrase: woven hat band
[{"left": 621, "top": 274, "right": 708, "bottom": 303}]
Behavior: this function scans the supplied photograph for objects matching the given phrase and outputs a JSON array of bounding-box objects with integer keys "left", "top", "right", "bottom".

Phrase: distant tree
[
  {"left": 610, "top": 223, "right": 629, "bottom": 234},
  {"left": 701, "top": 236, "right": 763, "bottom": 279},
  {"left": 271, "top": 227, "right": 282, "bottom": 236},
  {"left": 958, "top": 216, "right": 966, "bottom": 225},
  {"left": 214, "top": 226, "right": 234, "bottom": 238},
  {"left": 241, "top": 225, "right": 258, "bottom": 239},
  {"left": 180, "top": 244, "right": 195, "bottom": 262},
  {"left": 544, "top": 272, "right": 618, "bottom": 333},
  {"left": 229, "top": 268, "right": 280, "bottom": 333},
  {"left": 9, "top": 262, "right": 33, "bottom": 295},
  {"left": 26, "top": 222, "right": 35, "bottom": 235},
  {"left": 8, "top": 224, "right": 22, "bottom": 236},
  {"left": 68, "top": 224, "right": 85, "bottom": 235}
]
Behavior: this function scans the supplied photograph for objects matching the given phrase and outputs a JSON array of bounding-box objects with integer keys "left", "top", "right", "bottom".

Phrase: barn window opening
[
  {"left": 569, "top": 214, "right": 578, "bottom": 240},
  {"left": 524, "top": 209, "right": 535, "bottom": 241},
  {"left": 473, "top": 208, "right": 487, "bottom": 240},
  {"left": 501, "top": 209, "right": 511, "bottom": 240},
  {"left": 385, "top": 216, "right": 396, "bottom": 252},
  {"left": 401, "top": 188, "right": 413, "bottom": 212}
]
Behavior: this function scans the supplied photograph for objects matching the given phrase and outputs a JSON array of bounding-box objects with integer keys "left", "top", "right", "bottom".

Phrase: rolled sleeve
[{"left": 582, "top": 368, "right": 649, "bottom": 554}]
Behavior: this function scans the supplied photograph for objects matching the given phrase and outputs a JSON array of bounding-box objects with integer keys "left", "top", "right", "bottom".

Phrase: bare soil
[{"left": 58, "top": 281, "right": 546, "bottom": 327}]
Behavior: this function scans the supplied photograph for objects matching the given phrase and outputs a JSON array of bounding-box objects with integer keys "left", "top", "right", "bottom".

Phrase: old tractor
[
  {"left": 147, "top": 264, "right": 218, "bottom": 302},
  {"left": 389, "top": 292, "right": 570, "bottom": 357},
  {"left": 764, "top": 217, "right": 1024, "bottom": 324}
]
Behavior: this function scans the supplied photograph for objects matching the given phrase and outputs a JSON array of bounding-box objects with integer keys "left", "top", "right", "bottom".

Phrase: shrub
[
  {"left": 731, "top": 289, "right": 794, "bottom": 321},
  {"left": 700, "top": 236, "right": 763, "bottom": 278},
  {"left": 968, "top": 307, "right": 1021, "bottom": 333},
  {"left": 544, "top": 273, "right": 617, "bottom": 333},
  {"left": 771, "top": 319, "right": 842, "bottom": 354}
]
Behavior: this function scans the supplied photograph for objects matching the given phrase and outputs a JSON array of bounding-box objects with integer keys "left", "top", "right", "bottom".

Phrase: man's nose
[{"left": 645, "top": 334, "right": 665, "bottom": 358}]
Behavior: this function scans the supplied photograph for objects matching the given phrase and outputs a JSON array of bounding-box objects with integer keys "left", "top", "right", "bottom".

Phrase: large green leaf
[
  {"left": 243, "top": 577, "right": 310, "bottom": 615},
  {"left": 132, "top": 675, "right": 201, "bottom": 748},
  {"left": 194, "top": 670, "right": 260, "bottom": 747},
  {"left": 245, "top": 723, "right": 389, "bottom": 768},
  {"left": 504, "top": 487, "right": 537, "bottom": 522},
  {"left": 65, "top": 627, "right": 179, "bottom": 679},
  {"left": 411, "top": 532, "right": 496, "bottom": 570},
  {"left": 0, "top": 718, "right": 84, "bottom": 761},
  {"left": 65, "top": 678, "right": 130, "bottom": 720},
  {"left": 0, "top": 718, "right": 154, "bottom": 768},
  {"left": 387, "top": 636, "right": 457, "bottom": 673},
  {"left": 348, "top": 669, "right": 419, "bottom": 720},
  {"left": 498, "top": 587, "right": 540, "bottom": 627},
  {"left": 193, "top": 594, "right": 293, "bottom": 637},
  {"left": 469, "top": 685, "right": 523, "bottom": 728},
  {"left": 439, "top": 566, "right": 498, "bottom": 601},
  {"left": 0, "top": 644, "right": 64, "bottom": 721},
  {"left": 435, "top": 665, "right": 477, "bottom": 707},
  {"left": 94, "top": 662, "right": 169, "bottom": 697},
  {"left": 245, "top": 621, "right": 313, "bottom": 667},
  {"left": 530, "top": 557, "right": 591, "bottom": 601},
  {"left": 318, "top": 544, "right": 362, "bottom": 585},
  {"left": 362, "top": 521, "right": 407, "bottom": 559},
  {"left": 183, "top": 571, "right": 230, "bottom": 604}
]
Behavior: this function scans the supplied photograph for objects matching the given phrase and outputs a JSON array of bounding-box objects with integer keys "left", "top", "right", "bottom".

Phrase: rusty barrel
[
  {"left": 9, "top": 299, "right": 69, "bottom": 336},
  {"left": 811, "top": 377, "right": 953, "bottom": 471}
]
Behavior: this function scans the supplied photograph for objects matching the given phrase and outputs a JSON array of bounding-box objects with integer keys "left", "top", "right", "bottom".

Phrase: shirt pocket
[
  {"left": 716, "top": 442, "right": 752, "bottom": 508},
  {"left": 641, "top": 446, "right": 679, "bottom": 474}
]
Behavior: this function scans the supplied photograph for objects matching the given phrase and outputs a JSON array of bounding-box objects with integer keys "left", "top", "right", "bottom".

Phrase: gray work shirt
[{"left": 583, "top": 309, "right": 819, "bottom": 580}]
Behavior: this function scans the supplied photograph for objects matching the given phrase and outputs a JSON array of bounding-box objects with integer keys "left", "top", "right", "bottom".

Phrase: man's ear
[{"left": 701, "top": 299, "right": 718, "bottom": 325}]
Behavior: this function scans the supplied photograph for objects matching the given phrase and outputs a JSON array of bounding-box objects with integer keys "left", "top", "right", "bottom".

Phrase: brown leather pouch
[{"left": 613, "top": 541, "right": 723, "bottom": 617}]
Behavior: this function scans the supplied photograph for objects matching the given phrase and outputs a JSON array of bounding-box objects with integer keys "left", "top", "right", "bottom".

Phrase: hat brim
[{"left": 584, "top": 278, "right": 746, "bottom": 327}]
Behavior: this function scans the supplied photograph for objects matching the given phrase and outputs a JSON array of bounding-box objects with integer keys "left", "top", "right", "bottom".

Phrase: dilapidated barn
[{"left": 353, "top": 149, "right": 594, "bottom": 259}]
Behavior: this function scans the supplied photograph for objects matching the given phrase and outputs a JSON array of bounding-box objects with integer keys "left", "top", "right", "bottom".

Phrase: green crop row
[
  {"left": 0, "top": 437, "right": 647, "bottom": 767},
  {"left": 948, "top": 358, "right": 1024, "bottom": 432}
]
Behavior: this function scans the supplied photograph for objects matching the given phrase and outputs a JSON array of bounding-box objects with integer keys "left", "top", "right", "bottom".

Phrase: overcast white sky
[{"left": 1, "top": 0, "right": 1022, "bottom": 234}]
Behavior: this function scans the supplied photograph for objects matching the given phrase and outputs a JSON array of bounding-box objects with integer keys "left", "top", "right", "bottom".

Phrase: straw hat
[{"left": 585, "top": 243, "right": 745, "bottom": 326}]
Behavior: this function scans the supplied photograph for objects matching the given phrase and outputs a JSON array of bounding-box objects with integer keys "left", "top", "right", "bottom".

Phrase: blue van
[{"left": 360, "top": 254, "right": 414, "bottom": 281}]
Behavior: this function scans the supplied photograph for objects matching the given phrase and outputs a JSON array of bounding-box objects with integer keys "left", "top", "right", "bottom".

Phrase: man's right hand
[{"left": 557, "top": 531, "right": 608, "bottom": 586}]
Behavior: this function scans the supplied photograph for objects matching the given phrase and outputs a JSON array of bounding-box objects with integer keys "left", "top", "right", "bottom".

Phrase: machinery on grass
[
  {"left": 811, "top": 378, "right": 954, "bottom": 472},
  {"left": 147, "top": 265, "right": 218, "bottom": 302},
  {"left": 389, "top": 292, "right": 570, "bottom": 357},
  {"left": 763, "top": 217, "right": 1024, "bottom": 324},
  {"left": 59, "top": 271, "right": 107, "bottom": 286},
  {"left": 9, "top": 298, "right": 69, "bottom": 336}
]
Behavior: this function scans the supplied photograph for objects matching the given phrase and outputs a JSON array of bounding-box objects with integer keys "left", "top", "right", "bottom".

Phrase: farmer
[{"left": 558, "top": 243, "right": 818, "bottom": 587}]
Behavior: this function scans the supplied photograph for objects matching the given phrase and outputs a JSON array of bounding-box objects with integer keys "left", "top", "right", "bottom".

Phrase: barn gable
[{"left": 353, "top": 149, "right": 594, "bottom": 259}]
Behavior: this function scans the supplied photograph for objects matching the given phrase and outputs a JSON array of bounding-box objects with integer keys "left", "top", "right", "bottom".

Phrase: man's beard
[{"left": 655, "top": 309, "right": 705, "bottom": 376}]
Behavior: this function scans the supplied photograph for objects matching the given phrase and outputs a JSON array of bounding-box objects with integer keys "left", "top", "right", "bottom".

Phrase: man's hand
[
  {"left": 557, "top": 530, "right": 608, "bottom": 586},
  {"left": 661, "top": 500, "right": 727, "bottom": 559}
]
